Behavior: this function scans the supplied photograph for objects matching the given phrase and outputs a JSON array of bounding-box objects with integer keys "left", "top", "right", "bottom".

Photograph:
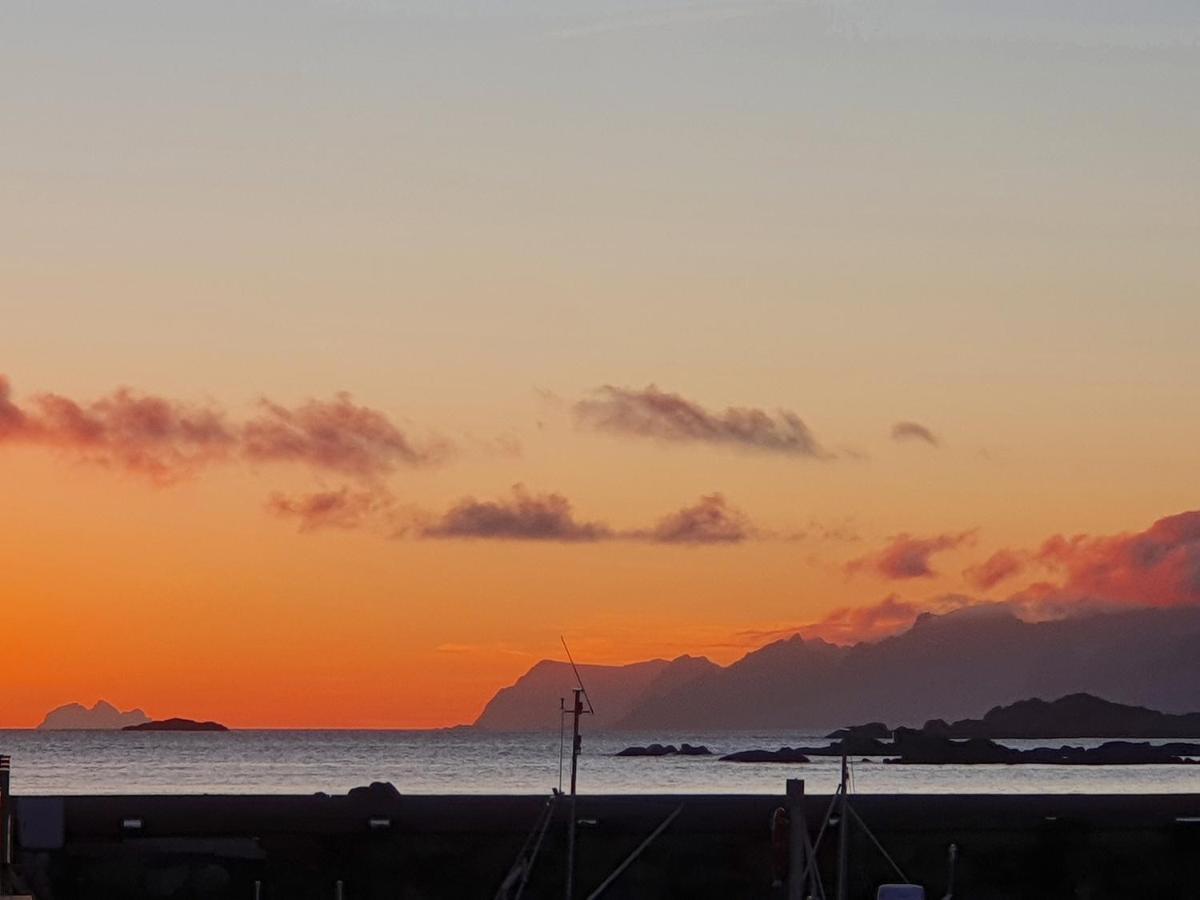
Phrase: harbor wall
[{"left": 11, "top": 792, "right": 1200, "bottom": 899}]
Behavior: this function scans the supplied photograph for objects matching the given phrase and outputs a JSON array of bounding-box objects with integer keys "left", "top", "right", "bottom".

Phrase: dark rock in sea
[
  {"left": 617, "top": 742, "right": 712, "bottom": 757},
  {"left": 885, "top": 730, "right": 1193, "bottom": 765},
  {"left": 617, "top": 744, "right": 678, "bottom": 757},
  {"left": 929, "top": 693, "right": 1200, "bottom": 740},
  {"left": 826, "top": 722, "right": 891, "bottom": 741},
  {"left": 123, "top": 718, "right": 228, "bottom": 732},
  {"left": 890, "top": 729, "right": 1016, "bottom": 764},
  {"left": 719, "top": 748, "right": 811, "bottom": 764},
  {"left": 348, "top": 781, "right": 402, "bottom": 801}
]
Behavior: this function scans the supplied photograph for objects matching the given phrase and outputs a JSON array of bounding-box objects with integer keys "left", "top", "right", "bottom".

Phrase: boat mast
[{"left": 561, "top": 639, "right": 594, "bottom": 900}]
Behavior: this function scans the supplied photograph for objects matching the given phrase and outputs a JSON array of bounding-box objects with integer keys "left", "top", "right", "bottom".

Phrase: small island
[
  {"left": 718, "top": 694, "right": 1200, "bottom": 766},
  {"left": 123, "top": 718, "right": 229, "bottom": 732}
]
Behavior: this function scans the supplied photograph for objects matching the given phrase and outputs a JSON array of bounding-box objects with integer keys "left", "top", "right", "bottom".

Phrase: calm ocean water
[{"left": 2, "top": 729, "right": 1199, "bottom": 796}]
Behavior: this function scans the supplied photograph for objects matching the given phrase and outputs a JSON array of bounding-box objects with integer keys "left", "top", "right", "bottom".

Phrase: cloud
[
  {"left": 265, "top": 488, "right": 391, "bottom": 533},
  {"left": 1016, "top": 511, "right": 1200, "bottom": 612},
  {"left": 0, "top": 374, "right": 448, "bottom": 485},
  {"left": 403, "top": 488, "right": 761, "bottom": 546},
  {"left": 243, "top": 393, "right": 447, "bottom": 478},
  {"left": 738, "top": 594, "right": 925, "bottom": 647},
  {"left": 963, "top": 548, "right": 1026, "bottom": 591},
  {"left": 640, "top": 493, "right": 751, "bottom": 544},
  {"left": 846, "top": 530, "right": 976, "bottom": 579},
  {"left": 795, "top": 594, "right": 923, "bottom": 644},
  {"left": 890, "top": 420, "right": 939, "bottom": 447},
  {"left": 0, "top": 375, "right": 236, "bottom": 484},
  {"left": 420, "top": 485, "right": 613, "bottom": 542},
  {"left": 574, "top": 384, "right": 830, "bottom": 458},
  {"left": 739, "top": 593, "right": 983, "bottom": 648}
]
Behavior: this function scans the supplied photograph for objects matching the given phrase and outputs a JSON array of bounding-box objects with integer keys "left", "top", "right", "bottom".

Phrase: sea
[{"left": 2, "top": 730, "right": 1199, "bottom": 796}]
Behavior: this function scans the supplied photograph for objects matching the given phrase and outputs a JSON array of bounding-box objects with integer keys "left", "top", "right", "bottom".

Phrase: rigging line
[
  {"left": 847, "top": 804, "right": 908, "bottom": 884},
  {"left": 515, "top": 793, "right": 559, "bottom": 900},
  {"left": 561, "top": 636, "right": 595, "bottom": 714},
  {"left": 796, "top": 784, "right": 843, "bottom": 892}
]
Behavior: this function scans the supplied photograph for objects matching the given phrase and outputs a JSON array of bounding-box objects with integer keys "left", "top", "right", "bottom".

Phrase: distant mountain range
[
  {"left": 38, "top": 700, "right": 151, "bottom": 730},
  {"left": 473, "top": 605, "right": 1200, "bottom": 731},
  {"left": 474, "top": 655, "right": 719, "bottom": 730}
]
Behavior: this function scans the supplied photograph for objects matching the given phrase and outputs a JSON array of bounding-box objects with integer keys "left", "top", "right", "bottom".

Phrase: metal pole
[
  {"left": 836, "top": 756, "right": 849, "bottom": 900},
  {"left": 558, "top": 697, "right": 566, "bottom": 794},
  {"left": 0, "top": 754, "right": 11, "bottom": 894},
  {"left": 565, "top": 688, "right": 583, "bottom": 900},
  {"left": 786, "top": 779, "right": 805, "bottom": 900}
]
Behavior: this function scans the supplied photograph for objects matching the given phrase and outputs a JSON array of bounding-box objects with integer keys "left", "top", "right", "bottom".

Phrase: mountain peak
[{"left": 38, "top": 700, "right": 151, "bottom": 730}]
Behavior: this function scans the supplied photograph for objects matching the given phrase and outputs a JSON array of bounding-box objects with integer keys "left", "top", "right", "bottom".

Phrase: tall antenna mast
[{"left": 561, "top": 637, "right": 594, "bottom": 900}]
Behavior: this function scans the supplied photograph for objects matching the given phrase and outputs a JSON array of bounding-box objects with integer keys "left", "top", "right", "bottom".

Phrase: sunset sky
[{"left": 2, "top": 1, "right": 1198, "bottom": 727}]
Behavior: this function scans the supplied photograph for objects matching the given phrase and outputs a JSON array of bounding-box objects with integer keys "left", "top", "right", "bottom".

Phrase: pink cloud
[
  {"left": 265, "top": 488, "right": 391, "bottom": 533},
  {"left": 0, "top": 376, "right": 236, "bottom": 484},
  {"left": 847, "top": 530, "right": 976, "bottom": 580},
  {"left": 0, "top": 374, "right": 447, "bottom": 485},
  {"left": 963, "top": 548, "right": 1026, "bottom": 591}
]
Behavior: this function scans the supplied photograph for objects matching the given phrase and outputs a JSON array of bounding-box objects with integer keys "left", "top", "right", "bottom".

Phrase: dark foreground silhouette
[{"left": 9, "top": 791, "right": 1200, "bottom": 899}]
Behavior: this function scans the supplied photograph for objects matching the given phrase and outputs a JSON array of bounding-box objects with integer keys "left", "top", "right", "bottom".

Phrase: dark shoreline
[{"left": 11, "top": 791, "right": 1200, "bottom": 898}]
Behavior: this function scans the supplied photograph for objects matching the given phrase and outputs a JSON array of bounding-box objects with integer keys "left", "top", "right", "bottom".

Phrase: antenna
[
  {"left": 561, "top": 636, "right": 595, "bottom": 715},
  {"left": 560, "top": 637, "right": 594, "bottom": 900}
]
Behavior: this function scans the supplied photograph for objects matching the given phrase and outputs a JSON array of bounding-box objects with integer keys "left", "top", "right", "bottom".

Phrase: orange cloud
[
  {"left": 574, "top": 384, "right": 831, "bottom": 458},
  {"left": 847, "top": 530, "right": 976, "bottom": 580}
]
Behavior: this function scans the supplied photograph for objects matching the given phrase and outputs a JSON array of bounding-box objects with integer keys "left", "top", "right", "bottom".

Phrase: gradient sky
[{"left": 2, "top": 0, "right": 1198, "bottom": 727}]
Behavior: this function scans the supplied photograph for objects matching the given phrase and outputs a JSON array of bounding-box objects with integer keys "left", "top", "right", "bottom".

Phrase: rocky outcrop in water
[
  {"left": 617, "top": 743, "right": 712, "bottom": 757},
  {"left": 719, "top": 748, "right": 811, "bottom": 764},
  {"left": 123, "top": 718, "right": 228, "bottom": 732}
]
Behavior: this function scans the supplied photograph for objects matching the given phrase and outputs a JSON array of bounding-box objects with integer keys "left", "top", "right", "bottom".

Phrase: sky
[{"left": 1, "top": 0, "right": 1198, "bottom": 727}]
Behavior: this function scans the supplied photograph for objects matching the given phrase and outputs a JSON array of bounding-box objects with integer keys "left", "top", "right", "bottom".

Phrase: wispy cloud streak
[
  {"left": 890, "top": 420, "right": 939, "bottom": 447},
  {"left": 574, "top": 384, "right": 830, "bottom": 458}
]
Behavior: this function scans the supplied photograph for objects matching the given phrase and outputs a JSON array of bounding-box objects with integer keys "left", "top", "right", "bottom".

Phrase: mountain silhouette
[
  {"left": 475, "top": 606, "right": 1200, "bottom": 731},
  {"left": 38, "top": 700, "right": 151, "bottom": 730},
  {"left": 473, "top": 655, "right": 719, "bottom": 730}
]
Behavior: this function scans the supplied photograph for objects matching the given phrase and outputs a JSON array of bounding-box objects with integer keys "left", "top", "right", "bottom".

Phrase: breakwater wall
[{"left": 10, "top": 792, "right": 1200, "bottom": 899}]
